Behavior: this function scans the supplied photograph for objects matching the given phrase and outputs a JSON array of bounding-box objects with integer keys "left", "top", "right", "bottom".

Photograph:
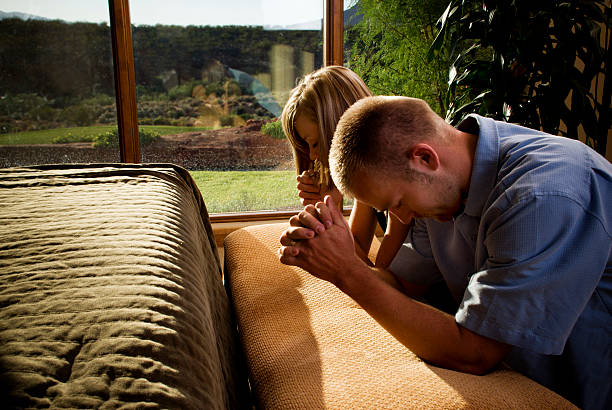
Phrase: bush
[
  {"left": 205, "top": 82, "right": 224, "bottom": 97},
  {"left": 139, "top": 128, "right": 161, "bottom": 145},
  {"left": 53, "top": 133, "right": 95, "bottom": 144},
  {"left": 153, "top": 116, "right": 171, "bottom": 125},
  {"left": 168, "top": 83, "right": 194, "bottom": 101},
  {"left": 60, "top": 104, "right": 96, "bottom": 126},
  {"left": 81, "top": 94, "right": 115, "bottom": 106},
  {"left": 219, "top": 115, "right": 234, "bottom": 127},
  {"left": 0, "top": 120, "right": 13, "bottom": 134},
  {"left": 0, "top": 93, "right": 48, "bottom": 116},
  {"left": 93, "top": 128, "right": 160, "bottom": 148},
  {"left": 260, "top": 120, "right": 285, "bottom": 139},
  {"left": 29, "top": 105, "right": 59, "bottom": 122}
]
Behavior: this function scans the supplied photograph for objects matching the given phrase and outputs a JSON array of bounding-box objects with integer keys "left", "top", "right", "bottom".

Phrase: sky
[{"left": 0, "top": 0, "right": 356, "bottom": 27}]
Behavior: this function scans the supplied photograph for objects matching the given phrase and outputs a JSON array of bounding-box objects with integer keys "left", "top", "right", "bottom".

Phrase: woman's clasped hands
[{"left": 296, "top": 170, "right": 343, "bottom": 207}]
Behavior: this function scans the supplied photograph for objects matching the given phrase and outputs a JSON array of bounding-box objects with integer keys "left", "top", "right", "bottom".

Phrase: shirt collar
[{"left": 458, "top": 114, "right": 500, "bottom": 217}]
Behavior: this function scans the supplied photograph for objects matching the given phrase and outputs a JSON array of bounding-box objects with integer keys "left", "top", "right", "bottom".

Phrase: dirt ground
[{"left": 0, "top": 119, "right": 295, "bottom": 170}]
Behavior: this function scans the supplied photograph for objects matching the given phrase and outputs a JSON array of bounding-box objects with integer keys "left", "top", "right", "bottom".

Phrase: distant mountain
[
  {"left": 343, "top": 4, "right": 363, "bottom": 27},
  {"left": 264, "top": 3, "right": 362, "bottom": 31},
  {"left": 0, "top": 11, "right": 50, "bottom": 21},
  {"left": 264, "top": 20, "right": 321, "bottom": 31},
  {"left": 1, "top": 5, "right": 363, "bottom": 29}
]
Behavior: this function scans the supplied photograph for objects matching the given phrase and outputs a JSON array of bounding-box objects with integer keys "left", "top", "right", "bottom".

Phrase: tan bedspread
[
  {"left": 0, "top": 164, "right": 248, "bottom": 409},
  {"left": 224, "top": 223, "right": 577, "bottom": 409}
]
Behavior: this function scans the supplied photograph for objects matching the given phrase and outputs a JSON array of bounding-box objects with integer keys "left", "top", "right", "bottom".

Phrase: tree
[
  {"left": 346, "top": 0, "right": 450, "bottom": 114},
  {"left": 429, "top": 0, "right": 611, "bottom": 156}
]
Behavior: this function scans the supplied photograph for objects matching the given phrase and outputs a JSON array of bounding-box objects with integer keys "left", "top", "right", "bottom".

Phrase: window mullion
[
  {"left": 324, "top": 0, "right": 344, "bottom": 66},
  {"left": 109, "top": 0, "right": 140, "bottom": 163}
]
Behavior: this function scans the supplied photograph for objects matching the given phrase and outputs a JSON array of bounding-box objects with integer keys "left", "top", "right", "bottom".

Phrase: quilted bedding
[{"left": 0, "top": 164, "right": 248, "bottom": 409}]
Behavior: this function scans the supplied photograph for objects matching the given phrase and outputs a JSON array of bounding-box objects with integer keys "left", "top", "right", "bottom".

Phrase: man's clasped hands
[{"left": 278, "top": 195, "right": 364, "bottom": 287}]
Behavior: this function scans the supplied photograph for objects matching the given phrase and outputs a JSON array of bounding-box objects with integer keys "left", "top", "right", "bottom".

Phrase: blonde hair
[
  {"left": 330, "top": 96, "right": 447, "bottom": 197},
  {"left": 281, "top": 66, "right": 372, "bottom": 190}
]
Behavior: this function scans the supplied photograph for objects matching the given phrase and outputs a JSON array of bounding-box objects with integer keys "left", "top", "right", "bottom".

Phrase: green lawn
[
  {"left": 0, "top": 126, "right": 303, "bottom": 213},
  {"left": 0, "top": 125, "right": 212, "bottom": 145},
  {"left": 190, "top": 170, "right": 301, "bottom": 213}
]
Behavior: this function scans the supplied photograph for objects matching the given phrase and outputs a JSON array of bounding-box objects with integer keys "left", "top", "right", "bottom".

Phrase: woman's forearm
[{"left": 375, "top": 213, "right": 411, "bottom": 268}]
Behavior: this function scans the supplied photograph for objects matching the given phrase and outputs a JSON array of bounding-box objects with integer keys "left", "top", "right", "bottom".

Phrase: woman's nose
[{"left": 309, "top": 148, "right": 319, "bottom": 161}]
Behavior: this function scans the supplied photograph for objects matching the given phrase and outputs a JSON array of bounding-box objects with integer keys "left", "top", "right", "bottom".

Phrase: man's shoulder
[{"left": 473, "top": 123, "right": 611, "bottom": 225}]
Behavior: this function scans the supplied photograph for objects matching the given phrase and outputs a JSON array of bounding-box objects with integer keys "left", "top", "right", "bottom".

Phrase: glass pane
[
  {"left": 130, "top": 0, "right": 323, "bottom": 213},
  {"left": 344, "top": 0, "right": 449, "bottom": 114},
  {"left": 0, "top": 2, "right": 119, "bottom": 167}
]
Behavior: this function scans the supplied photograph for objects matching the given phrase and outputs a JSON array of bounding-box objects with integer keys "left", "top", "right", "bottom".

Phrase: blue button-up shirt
[{"left": 390, "top": 115, "right": 612, "bottom": 409}]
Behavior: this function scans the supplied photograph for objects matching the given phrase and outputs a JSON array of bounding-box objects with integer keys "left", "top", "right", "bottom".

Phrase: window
[
  {"left": 128, "top": 0, "right": 326, "bottom": 214},
  {"left": 0, "top": 1, "right": 120, "bottom": 166},
  {"left": 0, "top": 0, "right": 346, "bottom": 217}
]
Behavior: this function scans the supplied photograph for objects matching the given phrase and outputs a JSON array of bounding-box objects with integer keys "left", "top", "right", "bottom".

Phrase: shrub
[
  {"left": 205, "top": 82, "right": 224, "bottom": 97},
  {"left": 0, "top": 120, "right": 13, "bottom": 134},
  {"left": 153, "top": 116, "right": 171, "bottom": 125},
  {"left": 260, "top": 120, "right": 285, "bottom": 139},
  {"left": 168, "top": 83, "right": 195, "bottom": 101},
  {"left": 81, "top": 94, "right": 115, "bottom": 106},
  {"left": 219, "top": 115, "right": 234, "bottom": 127},
  {"left": 93, "top": 128, "right": 160, "bottom": 148},
  {"left": 29, "top": 105, "right": 59, "bottom": 122},
  {"left": 60, "top": 104, "right": 96, "bottom": 126},
  {"left": 139, "top": 128, "right": 161, "bottom": 145},
  {"left": 53, "top": 133, "right": 95, "bottom": 144}
]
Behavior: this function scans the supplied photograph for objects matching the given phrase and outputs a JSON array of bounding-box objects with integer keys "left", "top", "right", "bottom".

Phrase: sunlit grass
[
  {"left": 0, "top": 125, "right": 212, "bottom": 145},
  {"left": 190, "top": 170, "right": 302, "bottom": 213}
]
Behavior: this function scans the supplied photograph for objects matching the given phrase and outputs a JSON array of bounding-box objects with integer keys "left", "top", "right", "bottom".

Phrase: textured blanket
[
  {"left": 224, "top": 223, "right": 577, "bottom": 409},
  {"left": 0, "top": 164, "right": 248, "bottom": 409}
]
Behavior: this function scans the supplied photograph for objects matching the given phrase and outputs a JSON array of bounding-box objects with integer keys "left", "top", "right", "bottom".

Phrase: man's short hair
[{"left": 329, "top": 96, "right": 445, "bottom": 197}]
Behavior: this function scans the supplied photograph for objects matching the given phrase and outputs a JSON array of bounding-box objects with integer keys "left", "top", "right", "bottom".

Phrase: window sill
[{"left": 210, "top": 208, "right": 353, "bottom": 248}]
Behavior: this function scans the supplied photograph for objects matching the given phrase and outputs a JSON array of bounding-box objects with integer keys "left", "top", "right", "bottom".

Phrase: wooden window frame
[
  {"left": 108, "top": 0, "right": 344, "bottom": 222},
  {"left": 109, "top": 0, "right": 139, "bottom": 163}
]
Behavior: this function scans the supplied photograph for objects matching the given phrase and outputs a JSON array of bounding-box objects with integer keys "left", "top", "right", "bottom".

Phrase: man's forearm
[
  {"left": 278, "top": 196, "right": 510, "bottom": 374},
  {"left": 336, "top": 264, "right": 510, "bottom": 374}
]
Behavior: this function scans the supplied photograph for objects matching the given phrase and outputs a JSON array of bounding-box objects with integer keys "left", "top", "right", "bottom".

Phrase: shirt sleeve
[
  {"left": 455, "top": 194, "right": 610, "bottom": 354},
  {"left": 389, "top": 218, "right": 443, "bottom": 286}
]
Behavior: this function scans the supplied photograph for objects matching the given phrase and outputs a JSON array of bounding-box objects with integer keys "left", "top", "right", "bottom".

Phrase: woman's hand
[
  {"left": 296, "top": 171, "right": 322, "bottom": 206},
  {"left": 297, "top": 171, "right": 343, "bottom": 208}
]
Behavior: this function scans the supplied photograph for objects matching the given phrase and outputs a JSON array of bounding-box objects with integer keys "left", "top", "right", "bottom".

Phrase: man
[{"left": 278, "top": 96, "right": 611, "bottom": 410}]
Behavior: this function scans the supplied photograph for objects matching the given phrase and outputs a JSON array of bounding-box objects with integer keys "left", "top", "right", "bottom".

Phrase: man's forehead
[{"left": 350, "top": 170, "right": 392, "bottom": 210}]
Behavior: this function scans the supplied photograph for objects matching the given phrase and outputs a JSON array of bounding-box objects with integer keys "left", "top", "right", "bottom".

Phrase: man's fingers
[
  {"left": 300, "top": 198, "right": 317, "bottom": 207},
  {"left": 289, "top": 205, "right": 317, "bottom": 226},
  {"left": 325, "top": 195, "right": 346, "bottom": 227},
  {"left": 278, "top": 245, "right": 299, "bottom": 265},
  {"left": 298, "top": 209, "right": 326, "bottom": 234},
  {"left": 315, "top": 201, "right": 333, "bottom": 228},
  {"left": 282, "top": 226, "right": 315, "bottom": 240}
]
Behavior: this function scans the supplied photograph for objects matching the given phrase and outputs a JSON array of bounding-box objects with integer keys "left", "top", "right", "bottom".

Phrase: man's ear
[{"left": 405, "top": 143, "right": 440, "bottom": 172}]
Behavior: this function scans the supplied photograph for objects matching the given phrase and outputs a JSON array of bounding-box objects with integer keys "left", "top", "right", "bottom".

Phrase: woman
[{"left": 281, "top": 65, "right": 409, "bottom": 268}]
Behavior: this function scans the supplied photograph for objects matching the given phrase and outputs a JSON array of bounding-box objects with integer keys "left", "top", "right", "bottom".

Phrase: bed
[{"left": 0, "top": 164, "right": 249, "bottom": 409}]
